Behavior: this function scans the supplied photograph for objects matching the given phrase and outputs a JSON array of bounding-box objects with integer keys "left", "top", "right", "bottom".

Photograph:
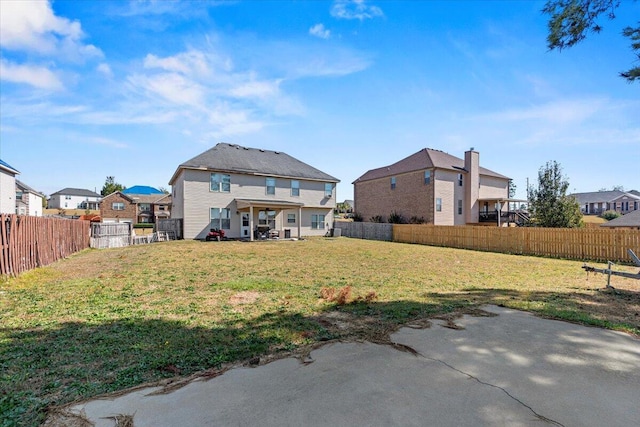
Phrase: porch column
[
  {"left": 249, "top": 205, "right": 254, "bottom": 241},
  {"left": 298, "top": 206, "right": 302, "bottom": 239}
]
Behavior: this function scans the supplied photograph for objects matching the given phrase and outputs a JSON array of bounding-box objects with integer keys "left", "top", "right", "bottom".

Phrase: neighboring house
[
  {"left": 600, "top": 209, "right": 640, "bottom": 230},
  {"left": 0, "top": 159, "right": 19, "bottom": 214},
  {"left": 169, "top": 142, "right": 340, "bottom": 240},
  {"left": 100, "top": 189, "right": 171, "bottom": 224},
  {"left": 16, "top": 180, "right": 45, "bottom": 216},
  {"left": 353, "top": 148, "right": 513, "bottom": 226},
  {"left": 571, "top": 190, "right": 640, "bottom": 215},
  {"left": 48, "top": 188, "right": 102, "bottom": 210}
]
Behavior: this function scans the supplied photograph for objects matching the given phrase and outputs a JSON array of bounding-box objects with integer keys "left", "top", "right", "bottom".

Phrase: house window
[
  {"left": 210, "top": 208, "right": 231, "bottom": 229},
  {"left": 259, "top": 210, "right": 276, "bottom": 228},
  {"left": 266, "top": 178, "right": 276, "bottom": 195},
  {"left": 325, "top": 183, "right": 332, "bottom": 198},
  {"left": 458, "top": 199, "right": 463, "bottom": 215},
  {"left": 16, "top": 191, "right": 23, "bottom": 201},
  {"left": 138, "top": 203, "right": 151, "bottom": 213},
  {"left": 287, "top": 213, "right": 296, "bottom": 224},
  {"left": 612, "top": 202, "right": 617, "bottom": 211},
  {"left": 436, "top": 198, "right": 442, "bottom": 212},
  {"left": 635, "top": 201, "right": 638, "bottom": 211},
  {"left": 390, "top": 177, "right": 396, "bottom": 190},
  {"left": 622, "top": 201, "right": 629, "bottom": 211},
  {"left": 112, "top": 202, "right": 125, "bottom": 211},
  {"left": 458, "top": 174, "right": 463, "bottom": 186},
  {"left": 210, "top": 173, "right": 231, "bottom": 192},
  {"left": 424, "top": 170, "right": 431, "bottom": 185},
  {"left": 312, "top": 214, "right": 325, "bottom": 229},
  {"left": 65, "top": 195, "right": 71, "bottom": 200},
  {"left": 158, "top": 205, "right": 166, "bottom": 211},
  {"left": 291, "top": 180, "right": 300, "bottom": 197}
]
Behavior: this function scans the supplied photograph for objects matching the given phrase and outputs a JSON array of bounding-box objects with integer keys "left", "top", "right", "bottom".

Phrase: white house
[
  {"left": 48, "top": 188, "right": 102, "bottom": 210},
  {"left": 16, "top": 180, "right": 44, "bottom": 216},
  {"left": 0, "top": 159, "right": 20, "bottom": 214},
  {"left": 169, "top": 143, "right": 340, "bottom": 240}
]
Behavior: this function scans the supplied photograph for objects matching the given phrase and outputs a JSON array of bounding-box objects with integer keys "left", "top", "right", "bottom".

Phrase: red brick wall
[
  {"left": 354, "top": 170, "right": 434, "bottom": 223},
  {"left": 100, "top": 193, "right": 136, "bottom": 222}
]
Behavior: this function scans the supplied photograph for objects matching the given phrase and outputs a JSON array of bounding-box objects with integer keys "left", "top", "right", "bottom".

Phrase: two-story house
[
  {"left": 48, "top": 188, "right": 102, "bottom": 210},
  {"left": 570, "top": 190, "right": 640, "bottom": 215},
  {"left": 0, "top": 159, "right": 20, "bottom": 214},
  {"left": 16, "top": 180, "right": 44, "bottom": 216},
  {"left": 169, "top": 143, "right": 340, "bottom": 240},
  {"left": 101, "top": 187, "right": 171, "bottom": 224},
  {"left": 353, "top": 148, "right": 512, "bottom": 225}
]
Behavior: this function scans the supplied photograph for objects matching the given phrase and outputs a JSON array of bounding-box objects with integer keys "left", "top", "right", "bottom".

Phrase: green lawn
[{"left": 1, "top": 238, "right": 638, "bottom": 427}]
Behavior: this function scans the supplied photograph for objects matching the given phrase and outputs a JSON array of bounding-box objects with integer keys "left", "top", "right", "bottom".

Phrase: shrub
[
  {"left": 600, "top": 210, "right": 621, "bottom": 221},
  {"left": 351, "top": 212, "right": 364, "bottom": 222},
  {"left": 409, "top": 215, "right": 426, "bottom": 224},
  {"left": 134, "top": 223, "right": 154, "bottom": 229},
  {"left": 369, "top": 215, "right": 386, "bottom": 223},
  {"left": 388, "top": 211, "right": 407, "bottom": 224}
]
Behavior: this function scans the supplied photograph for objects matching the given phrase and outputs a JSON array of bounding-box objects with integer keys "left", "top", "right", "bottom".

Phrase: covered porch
[
  {"left": 235, "top": 199, "right": 304, "bottom": 241},
  {"left": 477, "top": 198, "right": 530, "bottom": 226}
]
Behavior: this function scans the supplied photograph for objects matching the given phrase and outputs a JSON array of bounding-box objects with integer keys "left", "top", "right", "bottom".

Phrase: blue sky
[{"left": 1, "top": 0, "right": 638, "bottom": 201}]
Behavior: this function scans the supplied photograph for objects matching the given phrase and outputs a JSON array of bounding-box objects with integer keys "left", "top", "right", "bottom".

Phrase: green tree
[
  {"left": 101, "top": 176, "right": 125, "bottom": 196},
  {"left": 543, "top": 0, "right": 640, "bottom": 82},
  {"left": 528, "top": 161, "right": 583, "bottom": 228}
]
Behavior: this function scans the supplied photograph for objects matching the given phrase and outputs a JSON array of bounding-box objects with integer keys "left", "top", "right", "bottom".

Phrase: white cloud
[
  {"left": 0, "top": 59, "right": 64, "bottom": 91},
  {"left": 330, "top": 0, "right": 383, "bottom": 21},
  {"left": 309, "top": 24, "right": 331, "bottom": 39},
  {"left": 127, "top": 72, "right": 206, "bottom": 107},
  {"left": 143, "top": 51, "right": 213, "bottom": 76},
  {"left": 97, "top": 63, "right": 113, "bottom": 77},
  {"left": 228, "top": 79, "right": 282, "bottom": 99},
  {"left": 480, "top": 99, "right": 606, "bottom": 125},
  {"left": 0, "top": 0, "right": 102, "bottom": 60}
]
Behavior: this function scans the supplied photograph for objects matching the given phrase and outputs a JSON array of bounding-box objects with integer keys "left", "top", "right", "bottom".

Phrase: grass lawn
[{"left": 1, "top": 238, "right": 639, "bottom": 426}]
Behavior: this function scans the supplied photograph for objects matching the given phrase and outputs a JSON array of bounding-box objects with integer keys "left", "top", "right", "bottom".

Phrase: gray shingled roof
[
  {"left": 600, "top": 209, "right": 640, "bottom": 228},
  {"left": 170, "top": 143, "right": 339, "bottom": 184},
  {"left": 570, "top": 190, "right": 640, "bottom": 205},
  {"left": 15, "top": 180, "right": 43, "bottom": 196},
  {"left": 50, "top": 188, "right": 101, "bottom": 198},
  {"left": 353, "top": 148, "right": 508, "bottom": 183}
]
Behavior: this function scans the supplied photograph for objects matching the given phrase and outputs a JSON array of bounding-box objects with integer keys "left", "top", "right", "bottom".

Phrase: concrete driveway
[{"left": 52, "top": 306, "right": 640, "bottom": 427}]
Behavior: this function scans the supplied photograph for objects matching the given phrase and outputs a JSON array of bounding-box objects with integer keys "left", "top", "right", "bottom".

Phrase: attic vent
[
  {"left": 275, "top": 151, "right": 280, "bottom": 154},
  {"left": 243, "top": 147, "right": 249, "bottom": 150},
  {"left": 236, "top": 145, "right": 240, "bottom": 149},
  {"left": 259, "top": 149, "right": 264, "bottom": 152}
]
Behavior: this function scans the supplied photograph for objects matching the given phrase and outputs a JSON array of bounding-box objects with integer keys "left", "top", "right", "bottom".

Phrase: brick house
[
  {"left": 100, "top": 190, "right": 171, "bottom": 224},
  {"left": 353, "top": 148, "right": 513, "bottom": 225}
]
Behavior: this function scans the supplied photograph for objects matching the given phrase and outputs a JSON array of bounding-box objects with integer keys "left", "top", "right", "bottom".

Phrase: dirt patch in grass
[{"left": 229, "top": 291, "right": 261, "bottom": 305}]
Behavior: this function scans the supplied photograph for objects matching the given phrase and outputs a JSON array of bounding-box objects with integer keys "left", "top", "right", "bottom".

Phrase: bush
[
  {"left": 369, "top": 215, "right": 386, "bottom": 223},
  {"left": 388, "top": 211, "right": 407, "bottom": 224},
  {"left": 409, "top": 215, "right": 426, "bottom": 224},
  {"left": 351, "top": 212, "right": 363, "bottom": 222},
  {"left": 134, "top": 223, "right": 154, "bottom": 229},
  {"left": 600, "top": 210, "right": 621, "bottom": 221}
]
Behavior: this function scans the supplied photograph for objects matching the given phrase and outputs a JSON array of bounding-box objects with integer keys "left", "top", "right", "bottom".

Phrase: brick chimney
[{"left": 464, "top": 149, "right": 480, "bottom": 224}]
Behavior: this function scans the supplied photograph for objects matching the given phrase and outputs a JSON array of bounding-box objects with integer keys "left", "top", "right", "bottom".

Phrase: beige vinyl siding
[
  {"left": 479, "top": 175, "right": 509, "bottom": 200},
  {"left": 433, "top": 170, "right": 456, "bottom": 225},
  {"left": 179, "top": 169, "right": 336, "bottom": 239},
  {"left": 0, "top": 172, "right": 16, "bottom": 214}
]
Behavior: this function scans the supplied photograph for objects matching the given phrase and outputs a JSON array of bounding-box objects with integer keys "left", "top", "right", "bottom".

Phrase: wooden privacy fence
[
  {"left": 0, "top": 214, "right": 90, "bottom": 277},
  {"left": 393, "top": 224, "right": 640, "bottom": 263}
]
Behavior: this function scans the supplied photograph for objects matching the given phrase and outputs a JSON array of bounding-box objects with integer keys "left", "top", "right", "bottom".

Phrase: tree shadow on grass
[{"left": 2, "top": 289, "right": 638, "bottom": 427}]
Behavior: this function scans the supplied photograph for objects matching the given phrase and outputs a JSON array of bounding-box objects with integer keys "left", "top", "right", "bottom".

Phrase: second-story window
[
  {"left": 424, "top": 170, "right": 431, "bottom": 185},
  {"left": 291, "top": 180, "right": 300, "bottom": 197},
  {"left": 390, "top": 177, "right": 396, "bottom": 190},
  {"left": 112, "top": 202, "right": 125, "bottom": 211},
  {"left": 458, "top": 174, "right": 463, "bottom": 186},
  {"left": 324, "top": 183, "right": 333, "bottom": 198},
  {"left": 139, "top": 203, "right": 151, "bottom": 213},
  {"left": 210, "top": 173, "right": 231, "bottom": 192},
  {"left": 266, "top": 178, "right": 276, "bottom": 195}
]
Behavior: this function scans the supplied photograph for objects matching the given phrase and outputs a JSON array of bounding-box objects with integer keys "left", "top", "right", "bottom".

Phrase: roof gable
[
  {"left": 353, "top": 148, "right": 508, "bottom": 183},
  {"left": 170, "top": 143, "right": 339, "bottom": 184},
  {"left": 16, "top": 180, "right": 44, "bottom": 197}
]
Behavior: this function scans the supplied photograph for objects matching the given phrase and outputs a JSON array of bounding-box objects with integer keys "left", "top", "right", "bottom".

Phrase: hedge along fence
[
  {"left": 0, "top": 214, "right": 90, "bottom": 277},
  {"left": 393, "top": 224, "right": 640, "bottom": 263}
]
